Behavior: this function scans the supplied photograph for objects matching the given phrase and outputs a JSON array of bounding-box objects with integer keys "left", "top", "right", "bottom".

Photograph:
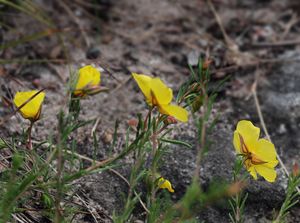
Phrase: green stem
[
  {"left": 144, "top": 106, "right": 154, "bottom": 130},
  {"left": 149, "top": 133, "right": 158, "bottom": 205},
  {"left": 55, "top": 133, "right": 64, "bottom": 222},
  {"left": 193, "top": 92, "right": 208, "bottom": 180}
]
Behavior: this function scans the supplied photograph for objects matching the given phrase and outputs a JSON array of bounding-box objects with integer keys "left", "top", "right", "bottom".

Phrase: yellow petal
[
  {"left": 252, "top": 139, "right": 278, "bottom": 164},
  {"left": 158, "top": 178, "right": 174, "bottom": 193},
  {"left": 235, "top": 120, "right": 260, "bottom": 153},
  {"left": 233, "top": 131, "right": 241, "bottom": 153},
  {"left": 263, "top": 160, "right": 279, "bottom": 168},
  {"left": 132, "top": 73, "right": 153, "bottom": 105},
  {"left": 150, "top": 78, "right": 173, "bottom": 105},
  {"left": 159, "top": 104, "right": 188, "bottom": 122},
  {"left": 248, "top": 165, "right": 258, "bottom": 180},
  {"left": 254, "top": 164, "right": 277, "bottom": 182},
  {"left": 13, "top": 90, "right": 45, "bottom": 121},
  {"left": 75, "top": 65, "right": 101, "bottom": 94}
]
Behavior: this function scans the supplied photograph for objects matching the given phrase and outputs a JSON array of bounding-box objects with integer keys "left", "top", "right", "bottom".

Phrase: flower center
[
  {"left": 150, "top": 90, "right": 159, "bottom": 106},
  {"left": 238, "top": 134, "right": 267, "bottom": 166}
]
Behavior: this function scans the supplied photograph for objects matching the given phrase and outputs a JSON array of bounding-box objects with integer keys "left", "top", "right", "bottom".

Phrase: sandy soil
[{"left": 1, "top": 0, "right": 300, "bottom": 222}]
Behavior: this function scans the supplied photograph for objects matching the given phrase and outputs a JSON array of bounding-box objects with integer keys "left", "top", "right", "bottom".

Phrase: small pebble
[
  {"left": 86, "top": 46, "right": 101, "bottom": 59},
  {"left": 278, "top": 123, "right": 287, "bottom": 134}
]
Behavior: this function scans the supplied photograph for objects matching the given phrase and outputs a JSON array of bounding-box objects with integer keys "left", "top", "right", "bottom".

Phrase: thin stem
[
  {"left": 145, "top": 108, "right": 160, "bottom": 211},
  {"left": 156, "top": 124, "right": 168, "bottom": 136},
  {"left": 251, "top": 82, "right": 300, "bottom": 194},
  {"left": 207, "top": 0, "right": 233, "bottom": 47},
  {"left": 110, "top": 168, "right": 150, "bottom": 214},
  {"left": 229, "top": 159, "right": 248, "bottom": 223},
  {"left": 144, "top": 106, "right": 154, "bottom": 130},
  {"left": 178, "top": 83, "right": 199, "bottom": 105},
  {"left": 193, "top": 92, "right": 208, "bottom": 180},
  {"left": 150, "top": 133, "right": 158, "bottom": 205},
  {"left": 27, "top": 121, "right": 34, "bottom": 150},
  {"left": 55, "top": 133, "right": 63, "bottom": 222}
]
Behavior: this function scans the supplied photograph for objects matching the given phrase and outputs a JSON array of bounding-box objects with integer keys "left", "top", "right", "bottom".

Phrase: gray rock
[
  {"left": 261, "top": 51, "right": 300, "bottom": 125},
  {"left": 264, "top": 92, "right": 300, "bottom": 120}
]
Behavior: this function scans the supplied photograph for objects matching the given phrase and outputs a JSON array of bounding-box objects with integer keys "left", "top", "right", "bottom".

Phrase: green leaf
[
  {"left": 0, "top": 172, "right": 39, "bottom": 221},
  {"left": 0, "top": 138, "right": 7, "bottom": 150},
  {"left": 42, "top": 193, "right": 53, "bottom": 208},
  {"left": 160, "top": 138, "right": 192, "bottom": 149},
  {"left": 191, "top": 95, "right": 203, "bottom": 113},
  {"left": 12, "top": 153, "right": 24, "bottom": 171}
]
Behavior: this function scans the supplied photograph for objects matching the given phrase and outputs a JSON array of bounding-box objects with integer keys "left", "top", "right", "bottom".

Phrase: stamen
[
  {"left": 251, "top": 155, "right": 268, "bottom": 165},
  {"left": 238, "top": 133, "right": 249, "bottom": 154}
]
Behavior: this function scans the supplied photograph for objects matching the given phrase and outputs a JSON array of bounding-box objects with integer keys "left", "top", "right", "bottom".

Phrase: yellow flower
[
  {"left": 13, "top": 90, "right": 45, "bottom": 122},
  {"left": 132, "top": 73, "right": 188, "bottom": 122},
  {"left": 158, "top": 177, "right": 174, "bottom": 193},
  {"left": 73, "top": 65, "right": 101, "bottom": 97},
  {"left": 233, "top": 120, "right": 278, "bottom": 182}
]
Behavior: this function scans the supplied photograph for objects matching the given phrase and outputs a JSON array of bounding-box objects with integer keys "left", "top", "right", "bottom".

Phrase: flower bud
[
  {"left": 13, "top": 90, "right": 45, "bottom": 122},
  {"left": 292, "top": 163, "right": 299, "bottom": 177},
  {"left": 164, "top": 116, "right": 178, "bottom": 125}
]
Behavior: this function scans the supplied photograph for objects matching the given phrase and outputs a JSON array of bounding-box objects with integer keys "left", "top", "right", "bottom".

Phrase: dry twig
[
  {"left": 63, "top": 149, "right": 150, "bottom": 214},
  {"left": 90, "top": 118, "right": 101, "bottom": 137},
  {"left": 251, "top": 72, "right": 300, "bottom": 194},
  {"left": 55, "top": 0, "right": 90, "bottom": 47}
]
